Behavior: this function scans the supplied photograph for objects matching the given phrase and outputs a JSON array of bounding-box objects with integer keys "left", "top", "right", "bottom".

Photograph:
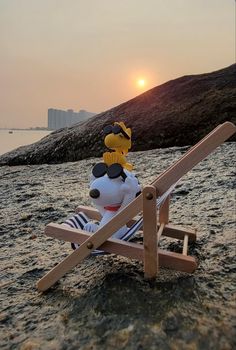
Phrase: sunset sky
[{"left": 0, "top": 0, "right": 235, "bottom": 128}]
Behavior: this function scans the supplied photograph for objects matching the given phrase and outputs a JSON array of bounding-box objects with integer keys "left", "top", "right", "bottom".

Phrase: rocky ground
[{"left": 0, "top": 143, "right": 235, "bottom": 350}]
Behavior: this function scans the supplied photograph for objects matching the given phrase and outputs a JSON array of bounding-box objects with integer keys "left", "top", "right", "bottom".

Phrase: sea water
[{"left": 0, "top": 129, "right": 51, "bottom": 155}]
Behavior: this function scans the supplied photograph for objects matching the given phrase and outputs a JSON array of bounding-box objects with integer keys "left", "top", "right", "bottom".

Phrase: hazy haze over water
[{"left": 0, "top": 130, "right": 51, "bottom": 155}]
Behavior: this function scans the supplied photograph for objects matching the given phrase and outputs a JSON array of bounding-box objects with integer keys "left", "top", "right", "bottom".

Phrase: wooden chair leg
[{"left": 143, "top": 186, "right": 158, "bottom": 279}]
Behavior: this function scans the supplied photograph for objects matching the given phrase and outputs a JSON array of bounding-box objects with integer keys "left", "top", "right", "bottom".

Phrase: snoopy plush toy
[
  {"left": 64, "top": 162, "right": 141, "bottom": 250},
  {"left": 84, "top": 162, "right": 141, "bottom": 239}
]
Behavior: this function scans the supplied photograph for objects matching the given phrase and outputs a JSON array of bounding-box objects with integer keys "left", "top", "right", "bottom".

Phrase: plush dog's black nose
[{"left": 89, "top": 189, "right": 100, "bottom": 199}]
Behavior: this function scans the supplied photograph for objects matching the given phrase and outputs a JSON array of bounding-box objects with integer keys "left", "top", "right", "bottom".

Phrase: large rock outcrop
[{"left": 1, "top": 64, "right": 235, "bottom": 166}]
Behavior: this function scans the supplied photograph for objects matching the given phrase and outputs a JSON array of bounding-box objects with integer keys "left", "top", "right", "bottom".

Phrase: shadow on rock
[{"left": 59, "top": 272, "right": 202, "bottom": 324}]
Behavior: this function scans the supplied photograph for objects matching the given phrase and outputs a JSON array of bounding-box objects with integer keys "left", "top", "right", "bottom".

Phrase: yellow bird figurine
[{"left": 103, "top": 122, "right": 133, "bottom": 171}]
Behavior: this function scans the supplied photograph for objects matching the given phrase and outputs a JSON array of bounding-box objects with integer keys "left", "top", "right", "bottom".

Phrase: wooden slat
[
  {"left": 46, "top": 223, "right": 143, "bottom": 261},
  {"left": 75, "top": 205, "right": 102, "bottom": 221},
  {"left": 152, "top": 122, "right": 236, "bottom": 195},
  {"left": 183, "top": 234, "right": 189, "bottom": 255},
  {"left": 143, "top": 186, "right": 158, "bottom": 279},
  {"left": 162, "top": 223, "right": 196, "bottom": 241},
  {"left": 135, "top": 224, "right": 196, "bottom": 242},
  {"left": 37, "top": 122, "right": 236, "bottom": 291},
  {"left": 158, "top": 249, "right": 197, "bottom": 273},
  {"left": 159, "top": 195, "right": 170, "bottom": 224},
  {"left": 43, "top": 223, "right": 197, "bottom": 273},
  {"left": 157, "top": 223, "right": 165, "bottom": 242}
]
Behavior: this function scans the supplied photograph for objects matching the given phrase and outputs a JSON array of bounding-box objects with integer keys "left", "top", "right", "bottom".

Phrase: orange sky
[{"left": 0, "top": 0, "right": 235, "bottom": 128}]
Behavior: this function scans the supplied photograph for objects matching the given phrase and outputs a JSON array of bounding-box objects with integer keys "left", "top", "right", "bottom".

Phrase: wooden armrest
[{"left": 75, "top": 205, "right": 102, "bottom": 221}]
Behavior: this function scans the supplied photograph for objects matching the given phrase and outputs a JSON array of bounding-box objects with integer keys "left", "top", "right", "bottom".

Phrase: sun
[{"left": 137, "top": 78, "right": 146, "bottom": 88}]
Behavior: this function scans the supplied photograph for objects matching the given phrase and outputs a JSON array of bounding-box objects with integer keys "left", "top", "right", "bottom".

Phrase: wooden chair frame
[{"left": 37, "top": 122, "right": 236, "bottom": 292}]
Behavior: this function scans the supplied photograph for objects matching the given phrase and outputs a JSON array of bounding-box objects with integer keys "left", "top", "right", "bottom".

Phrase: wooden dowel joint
[
  {"left": 145, "top": 192, "right": 154, "bottom": 200},
  {"left": 87, "top": 241, "right": 94, "bottom": 249}
]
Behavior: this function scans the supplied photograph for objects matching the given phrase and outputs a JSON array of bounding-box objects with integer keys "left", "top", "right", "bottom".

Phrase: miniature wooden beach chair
[{"left": 37, "top": 122, "right": 236, "bottom": 292}]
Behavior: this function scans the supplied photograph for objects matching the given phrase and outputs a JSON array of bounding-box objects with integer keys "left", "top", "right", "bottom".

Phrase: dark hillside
[{"left": 1, "top": 64, "right": 235, "bottom": 165}]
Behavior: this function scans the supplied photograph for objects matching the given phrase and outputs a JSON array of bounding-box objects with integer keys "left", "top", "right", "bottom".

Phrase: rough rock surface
[
  {"left": 0, "top": 143, "right": 235, "bottom": 349},
  {"left": 0, "top": 64, "right": 235, "bottom": 166}
]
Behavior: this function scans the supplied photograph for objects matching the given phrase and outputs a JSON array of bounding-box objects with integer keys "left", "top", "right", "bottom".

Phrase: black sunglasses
[
  {"left": 92, "top": 162, "right": 127, "bottom": 180},
  {"left": 103, "top": 124, "right": 130, "bottom": 140}
]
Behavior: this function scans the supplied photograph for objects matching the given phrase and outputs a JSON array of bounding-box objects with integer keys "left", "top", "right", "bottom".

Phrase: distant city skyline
[
  {"left": 48, "top": 108, "right": 96, "bottom": 130},
  {"left": 0, "top": 0, "right": 235, "bottom": 128}
]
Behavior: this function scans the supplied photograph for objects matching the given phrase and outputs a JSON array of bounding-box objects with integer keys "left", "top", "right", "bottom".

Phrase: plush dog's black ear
[
  {"left": 92, "top": 163, "right": 108, "bottom": 178},
  {"left": 107, "top": 163, "right": 127, "bottom": 180}
]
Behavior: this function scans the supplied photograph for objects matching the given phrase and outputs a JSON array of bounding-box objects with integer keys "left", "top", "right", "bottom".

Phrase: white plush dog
[{"left": 84, "top": 166, "right": 141, "bottom": 239}]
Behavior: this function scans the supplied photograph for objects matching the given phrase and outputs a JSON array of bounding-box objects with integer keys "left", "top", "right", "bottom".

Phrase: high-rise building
[{"left": 48, "top": 108, "right": 96, "bottom": 130}]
